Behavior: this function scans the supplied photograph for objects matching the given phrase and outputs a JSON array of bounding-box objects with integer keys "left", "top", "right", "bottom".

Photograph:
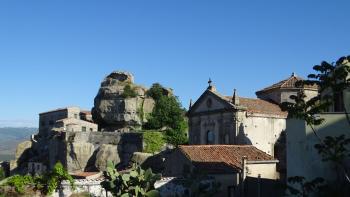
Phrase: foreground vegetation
[
  {"left": 101, "top": 162, "right": 161, "bottom": 197},
  {"left": 0, "top": 162, "right": 75, "bottom": 196}
]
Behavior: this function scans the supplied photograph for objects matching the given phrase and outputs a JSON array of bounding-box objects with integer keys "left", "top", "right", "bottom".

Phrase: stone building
[
  {"left": 38, "top": 107, "right": 97, "bottom": 137},
  {"left": 164, "top": 145, "right": 279, "bottom": 197},
  {"left": 187, "top": 74, "right": 318, "bottom": 156}
]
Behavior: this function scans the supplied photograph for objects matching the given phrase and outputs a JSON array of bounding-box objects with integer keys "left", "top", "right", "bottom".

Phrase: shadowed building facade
[{"left": 187, "top": 74, "right": 318, "bottom": 156}]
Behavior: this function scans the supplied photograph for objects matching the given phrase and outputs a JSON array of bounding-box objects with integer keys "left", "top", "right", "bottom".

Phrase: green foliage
[
  {"left": 101, "top": 162, "right": 161, "bottom": 197},
  {"left": 142, "top": 131, "right": 165, "bottom": 153},
  {"left": 0, "top": 167, "right": 5, "bottom": 181},
  {"left": 281, "top": 55, "right": 350, "bottom": 195},
  {"left": 6, "top": 175, "right": 34, "bottom": 194},
  {"left": 314, "top": 135, "right": 350, "bottom": 163},
  {"left": 44, "top": 162, "right": 75, "bottom": 195},
  {"left": 286, "top": 176, "right": 326, "bottom": 197},
  {"left": 4, "top": 162, "right": 74, "bottom": 195},
  {"left": 144, "top": 83, "right": 188, "bottom": 146},
  {"left": 122, "top": 84, "right": 138, "bottom": 98},
  {"left": 145, "top": 83, "right": 164, "bottom": 100},
  {"left": 164, "top": 129, "right": 188, "bottom": 147}
]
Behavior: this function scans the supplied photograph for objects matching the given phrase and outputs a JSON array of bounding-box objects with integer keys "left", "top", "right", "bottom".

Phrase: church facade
[{"left": 187, "top": 74, "right": 318, "bottom": 156}]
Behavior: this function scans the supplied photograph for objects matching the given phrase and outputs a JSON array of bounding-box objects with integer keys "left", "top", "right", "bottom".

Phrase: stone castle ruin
[{"left": 10, "top": 71, "right": 165, "bottom": 175}]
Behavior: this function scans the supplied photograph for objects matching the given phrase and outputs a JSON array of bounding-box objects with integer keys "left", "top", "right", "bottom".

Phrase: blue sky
[{"left": 0, "top": 0, "right": 349, "bottom": 127}]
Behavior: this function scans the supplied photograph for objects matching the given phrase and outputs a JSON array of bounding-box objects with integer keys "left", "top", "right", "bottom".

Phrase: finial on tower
[
  {"left": 232, "top": 88, "right": 239, "bottom": 105},
  {"left": 189, "top": 99, "right": 193, "bottom": 109},
  {"left": 291, "top": 72, "right": 296, "bottom": 77}
]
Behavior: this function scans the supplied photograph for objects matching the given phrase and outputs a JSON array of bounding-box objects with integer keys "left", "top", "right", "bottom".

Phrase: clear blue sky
[{"left": 0, "top": 0, "right": 349, "bottom": 127}]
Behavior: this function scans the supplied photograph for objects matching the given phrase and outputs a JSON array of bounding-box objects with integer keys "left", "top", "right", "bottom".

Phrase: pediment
[{"left": 188, "top": 90, "right": 233, "bottom": 115}]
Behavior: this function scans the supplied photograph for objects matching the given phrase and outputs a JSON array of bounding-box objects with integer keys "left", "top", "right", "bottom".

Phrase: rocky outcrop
[
  {"left": 66, "top": 142, "right": 95, "bottom": 172},
  {"left": 92, "top": 71, "right": 155, "bottom": 131},
  {"left": 15, "top": 141, "right": 32, "bottom": 160},
  {"left": 95, "top": 144, "right": 120, "bottom": 171}
]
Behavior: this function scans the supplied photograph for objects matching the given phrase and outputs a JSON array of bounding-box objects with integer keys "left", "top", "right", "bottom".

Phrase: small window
[
  {"left": 82, "top": 126, "right": 86, "bottom": 132},
  {"left": 49, "top": 120, "right": 54, "bottom": 126},
  {"left": 74, "top": 114, "right": 78, "bottom": 119},
  {"left": 90, "top": 128, "right": 93, "bottom": 132},
  {"left": 207, "top": 130, "right": 214, "bottom": 144}
]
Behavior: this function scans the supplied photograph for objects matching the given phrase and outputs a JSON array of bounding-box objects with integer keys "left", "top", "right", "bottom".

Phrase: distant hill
[{"left": 0, "top": 127, "right": 37, "bottom": 161}]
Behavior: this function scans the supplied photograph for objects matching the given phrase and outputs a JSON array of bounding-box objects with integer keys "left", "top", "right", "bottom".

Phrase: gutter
[{"left": 246, "top": 160, "right": 279, "bottom": 164}]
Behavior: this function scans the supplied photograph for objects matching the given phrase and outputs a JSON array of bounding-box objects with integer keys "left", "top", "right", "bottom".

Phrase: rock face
[
  {"left": 10, "top": 140, "right": 33, "bottom": 172},
  {"left": 66, "top": 142, "right": 95, "bottom": 172},
  {"left": 95, "top": 144, "right": 120, "bottom": 171},
  {"left": 15, "top": 141, "right": 32, "bottom": 160},
  {"left": 92, "top": 71, "right": 155, "bottom": 131}
]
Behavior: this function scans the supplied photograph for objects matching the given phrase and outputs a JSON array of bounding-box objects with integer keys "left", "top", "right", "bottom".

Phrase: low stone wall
[{"left": 53, "top": 179, "right": 112, "bottom": 197}]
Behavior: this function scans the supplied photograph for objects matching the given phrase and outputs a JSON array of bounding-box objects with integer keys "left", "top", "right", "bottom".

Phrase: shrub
[
  {"left": 101, "top": 162, "right": 161, "bottom": 197},
  {"left": 6, "top": 175, "right": 34, "bottom": 194},
  {"left": 165, "top": 129, "right": 188, "bottom": 147},
  {"left": 0, "top": 167, "right": 5, "bottom": 181},
  {"left": 142, "top": 131, "right": 165, "bottom": 153},
  {"left": 43, "top": 162, "right": 75, "bottom": 195},
  {"left": 121, "top": 84, "right": 138, "bottom": 98},
  {"left": 5, "top": 162, "right": 75, "bottom": 195}
]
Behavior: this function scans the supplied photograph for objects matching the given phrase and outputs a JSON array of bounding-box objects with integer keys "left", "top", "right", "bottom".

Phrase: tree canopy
[{"left": 144, "top": 83, "right": 188, "bottom": 146}]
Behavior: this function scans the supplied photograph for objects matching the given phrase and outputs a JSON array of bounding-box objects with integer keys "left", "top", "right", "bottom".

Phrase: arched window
[{"left": 207, "top": 130, "right": 214, "bottom": 144}]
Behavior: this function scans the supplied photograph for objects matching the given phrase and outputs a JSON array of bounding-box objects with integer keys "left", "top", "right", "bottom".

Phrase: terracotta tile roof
[
  {"left": 223, "top": 96, "right": 287, "bottom": 117},
  {"left": 39, "top": 106, "right": 81, "bottom": 115},
  {"left": 256, "top": 75, "right": 318, "bottom": 94},
  {"left": 179, "top": 145, "right": 275, "bottom": 173},
  {"left": 80, "top": 110, "right": 92, "bottom": 115}
]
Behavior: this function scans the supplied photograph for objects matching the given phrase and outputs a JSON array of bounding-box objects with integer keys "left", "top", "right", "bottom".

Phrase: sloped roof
[
  {"left": 188, "top": 87, "right": 288, "bottom": 118},
  {"left": 223, "top": 96, "right": 288, "bottom": 117},
  {"left": 256, "top": 74, "right": 318, "bottom": 94},
  {"left": 179, "top": 145, "right": 276, "bottom": 173}
]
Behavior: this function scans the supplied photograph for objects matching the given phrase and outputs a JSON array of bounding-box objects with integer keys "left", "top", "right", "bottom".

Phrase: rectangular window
[
  {"left": 90, "top": 128, "right": 93, "bottom": 132},
  {"left": 49, "top": 120, "right": 54, "bottom": 126},
  {"left": 82, "top": 126, "right": 86, "bottom": 132},
  {"left": 74, "top": 114, "right": 78, "bottom": 119}
]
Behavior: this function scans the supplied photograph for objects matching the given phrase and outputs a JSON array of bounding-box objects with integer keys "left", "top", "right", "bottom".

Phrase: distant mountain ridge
[{"left": 0, "top": 127, "right": 37, "bottom": 161}]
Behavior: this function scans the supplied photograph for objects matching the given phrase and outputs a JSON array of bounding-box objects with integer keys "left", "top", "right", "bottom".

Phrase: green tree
[
  {"left": 281, "top": 56, "right": 350, "bottom": 196},
  {"left": 144, "top": 83, "right": 188, "bottom": 146}
]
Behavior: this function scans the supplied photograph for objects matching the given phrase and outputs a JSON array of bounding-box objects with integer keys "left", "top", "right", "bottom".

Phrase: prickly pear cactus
[{"left": 101, "top": 161, "right": 161, "bottom": 197}]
